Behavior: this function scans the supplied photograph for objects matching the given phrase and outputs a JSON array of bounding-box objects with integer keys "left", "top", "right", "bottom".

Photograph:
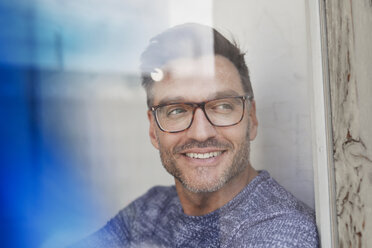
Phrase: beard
[{"left": 157, "top": 126, "right": 251, "bottom": 193}]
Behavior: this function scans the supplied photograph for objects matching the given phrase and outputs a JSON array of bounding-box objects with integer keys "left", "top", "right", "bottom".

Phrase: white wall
[{"left": 213, "top": 0, "right": 315, "bottom": 207}]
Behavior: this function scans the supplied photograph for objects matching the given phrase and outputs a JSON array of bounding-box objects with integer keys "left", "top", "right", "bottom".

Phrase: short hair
[{"left": 140, "top": 23, "right": 253, "bottom": 107}]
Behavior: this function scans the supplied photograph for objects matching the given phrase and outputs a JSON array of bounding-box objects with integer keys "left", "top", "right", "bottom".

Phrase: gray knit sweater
[{"left": 71, "top": 171, "right": 319, "bottom": 247}]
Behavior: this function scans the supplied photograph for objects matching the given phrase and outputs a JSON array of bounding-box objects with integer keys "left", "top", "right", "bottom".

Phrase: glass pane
[{"left": 0, "top": 0, "right": 317, "bottom": 247}]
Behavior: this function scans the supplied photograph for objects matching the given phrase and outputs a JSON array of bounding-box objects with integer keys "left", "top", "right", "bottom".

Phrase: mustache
[{"left": 173, "top": 138, "right": 233, "bottom": 154}]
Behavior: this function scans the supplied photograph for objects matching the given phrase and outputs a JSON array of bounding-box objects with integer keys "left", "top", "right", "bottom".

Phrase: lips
[
  {"left": 174, "top": 139, "right": 231, "bottom": 164},
  {"left": 173, "top": 139, "right": 232, "bottom": 154},
  {"left": 185, "top": 151, "right": 222, "bottom": 159}
]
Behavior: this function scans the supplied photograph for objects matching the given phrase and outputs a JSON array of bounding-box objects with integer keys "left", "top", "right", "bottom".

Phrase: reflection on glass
[{"left": 0, "top": 1, "right": 317, "bottom": 247}]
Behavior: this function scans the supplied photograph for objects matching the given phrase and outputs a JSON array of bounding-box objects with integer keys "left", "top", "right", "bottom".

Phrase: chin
[
  {"left": 182, "top": 181, "right": 225, "bottom": 193},
  {"left": 178, "top": 169, "right": 228, "bottom": 193}
]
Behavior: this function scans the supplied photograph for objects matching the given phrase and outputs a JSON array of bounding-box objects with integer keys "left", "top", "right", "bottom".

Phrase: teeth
[{"left": 185, "top": 151, "right": 222, "bottom": 159}]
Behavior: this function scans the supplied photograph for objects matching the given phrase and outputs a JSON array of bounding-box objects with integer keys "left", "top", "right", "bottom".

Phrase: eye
[
  {"left": 166, "top": 107, "right": 187, "bottom": 117},
  {"left": 211, "top": 102, "right": 234, "bottom": 113},
  {"left": 217, "top": 103, "right": 233, "bottom": 110}
]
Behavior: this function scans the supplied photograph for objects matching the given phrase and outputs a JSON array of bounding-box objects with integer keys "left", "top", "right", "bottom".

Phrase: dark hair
[{"left": 140, "top": 23, "right": 253, "bottom": 107}]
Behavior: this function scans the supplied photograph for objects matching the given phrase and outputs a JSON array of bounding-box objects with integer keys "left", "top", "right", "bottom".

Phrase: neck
[{"left": 175, "top": 165, "right": 258, "bottom": 216}]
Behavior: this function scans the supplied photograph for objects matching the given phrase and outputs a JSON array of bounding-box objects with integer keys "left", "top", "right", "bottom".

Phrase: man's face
[{"left": 148, "top": 55, "right": 258, "bottom": 193}]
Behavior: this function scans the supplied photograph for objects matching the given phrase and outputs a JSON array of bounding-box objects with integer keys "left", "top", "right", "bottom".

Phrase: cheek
[
  {"left": 218, "top": 126, "right": 249, "bottom": 150},
  {"left": 228, "top": 116, "right": 250, "bottom": 139},
  {"left": 155, "top": 129, "right": 163, "bottom": 146},
  {"left": 156, "top": 130, "right": 182, "bottom": 150}
]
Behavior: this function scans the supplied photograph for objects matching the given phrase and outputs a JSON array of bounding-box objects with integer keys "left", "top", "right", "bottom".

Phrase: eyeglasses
[{"left": 150, "top": 95, "right": 252, "bottom": 133}]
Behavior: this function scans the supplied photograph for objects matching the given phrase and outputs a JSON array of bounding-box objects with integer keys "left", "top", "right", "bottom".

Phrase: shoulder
[
  {"left": 116, "top": 185, "right": 177, "bottom": 226},
  {"left": 250, "top": 171, "right": 315, "bottom": 217},
  {"left": 232, "top": 212, "right": 319, "bottom": 248},
  {"left": 230, "top": 171, "right": 319, "bottom": 247},
  {"left": 68, "top": 185, "right": 176, "bottom": 248}
]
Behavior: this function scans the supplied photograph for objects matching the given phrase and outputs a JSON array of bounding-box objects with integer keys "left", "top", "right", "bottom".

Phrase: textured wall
[{"left": 324, "top": 0, "right": 372, "bottom": 247}]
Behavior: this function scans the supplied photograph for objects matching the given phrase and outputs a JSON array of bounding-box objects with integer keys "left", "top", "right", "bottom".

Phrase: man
[{"left": 72, "top": 23, "right": 319, "bottom": 247}]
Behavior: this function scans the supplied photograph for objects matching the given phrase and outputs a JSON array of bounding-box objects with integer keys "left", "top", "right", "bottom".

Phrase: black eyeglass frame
[{"left": 150, "top": 95, "right": 253, "bottom": 133}]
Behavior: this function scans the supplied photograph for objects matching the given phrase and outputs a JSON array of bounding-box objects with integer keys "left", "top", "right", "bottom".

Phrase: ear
[
  {"left": 248, "top": 100, "right": 258, "bottom": 141},
  {"left": 148, "top": 110, "right": 159, "bottom": 150}
]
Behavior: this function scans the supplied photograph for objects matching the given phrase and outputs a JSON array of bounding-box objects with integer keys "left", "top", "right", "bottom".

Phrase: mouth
[
  {"left": 184, "top": 151, "right": 223, "bottom": 159},
  {"left": 178, "top": 149, "right": 227, "bottom": 167}
]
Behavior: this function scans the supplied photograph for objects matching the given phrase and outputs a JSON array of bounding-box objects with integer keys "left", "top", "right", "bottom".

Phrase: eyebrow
[
  {"left": 211, "top": 90, "right": 241, "bottom": 99},
  {"left": 157, "top": 90, "right": 243, "bottom": 106},
  {"left": 158, "top": 96, "right": 186, "bottom": 106}
]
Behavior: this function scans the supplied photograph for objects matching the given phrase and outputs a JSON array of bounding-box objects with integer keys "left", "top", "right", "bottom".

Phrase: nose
[{"left": 186, "top": 107, "right": 217, "bottom": 141}]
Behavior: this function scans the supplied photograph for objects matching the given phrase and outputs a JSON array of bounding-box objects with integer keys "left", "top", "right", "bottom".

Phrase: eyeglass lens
[{"left": 155, "top": 97, "right": 245, "bottom": 132}]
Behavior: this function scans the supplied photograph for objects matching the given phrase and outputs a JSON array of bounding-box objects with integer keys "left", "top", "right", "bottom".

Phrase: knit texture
[{"left": 71, "top": 171, "right": 319, "bottom": 247}]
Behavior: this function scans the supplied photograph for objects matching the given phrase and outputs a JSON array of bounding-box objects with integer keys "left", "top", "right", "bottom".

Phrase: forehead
[{"left": 152, "top": 55, "right": 244, "bottom": 105}]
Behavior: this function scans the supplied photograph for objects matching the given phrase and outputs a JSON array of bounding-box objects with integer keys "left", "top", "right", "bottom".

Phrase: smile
[{"left": 185, "top": 151, "right": 223, "bottom": 159}]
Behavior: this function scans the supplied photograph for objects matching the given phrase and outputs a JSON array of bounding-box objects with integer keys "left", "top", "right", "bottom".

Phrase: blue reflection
[
  {"left": 0, "top": 64, "right": 97, "bottom": 248},
  {"left": 0, "top": 0, "right": 167, "bottom": 247}
]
